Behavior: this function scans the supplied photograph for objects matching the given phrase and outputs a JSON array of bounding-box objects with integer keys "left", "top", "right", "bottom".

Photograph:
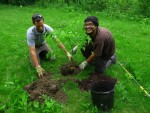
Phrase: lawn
[{"left": 0, "top": 4, "right": 150, "bottom": 113}]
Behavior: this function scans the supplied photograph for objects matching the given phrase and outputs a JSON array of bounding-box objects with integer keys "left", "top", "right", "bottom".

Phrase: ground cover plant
[{"left": 0, "top": 3, "right": 150, "bottom": 113}]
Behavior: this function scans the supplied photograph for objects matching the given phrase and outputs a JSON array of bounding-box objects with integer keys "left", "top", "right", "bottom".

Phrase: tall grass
[{"left": 0, "top": 4, "right": 150, "bottom": 113}]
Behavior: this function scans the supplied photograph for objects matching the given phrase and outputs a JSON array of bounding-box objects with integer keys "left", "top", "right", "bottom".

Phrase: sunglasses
[{"left": 32, "top": 14, "right": 43, "bottom": 20}]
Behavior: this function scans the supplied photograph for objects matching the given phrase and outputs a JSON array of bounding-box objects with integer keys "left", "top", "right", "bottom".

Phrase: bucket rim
[
  {"left": 90, "top": 80, "right": 115, "bottom": 94},
  {"left": 91, "top": 87, "right": 115, "bottom": 94}
]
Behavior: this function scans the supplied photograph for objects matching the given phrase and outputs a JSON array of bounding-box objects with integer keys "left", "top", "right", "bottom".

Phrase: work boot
[
  {"left": 105, "top": 54, "right": 116, "bottom": 68},
  {"left": 105, "top": 60, "right": 112, "bottom": 68},
  {"left": 111, "top": 54, "right": 116, "bottom": 64}
]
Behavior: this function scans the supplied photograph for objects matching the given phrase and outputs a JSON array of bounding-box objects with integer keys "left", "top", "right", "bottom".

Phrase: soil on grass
[
  {"left": 24, "top": 73, "right": 67, "bottom": 103},
  {"left": 24, "top": 62, "right": 117, "bottom": 103},
  {"left": 77, "top": 73, "right": 117, "bottom": 91},
  {"left": 59, "top": 62, "right": 117, "bottom": 91},
  {"left": 60, "top": 62, "right": 81, "bottom": 76}
]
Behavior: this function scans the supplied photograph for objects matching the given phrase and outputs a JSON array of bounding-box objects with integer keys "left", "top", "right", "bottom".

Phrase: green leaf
[{"left": 33, "top": 101, "right": 39, "bottom": 108}]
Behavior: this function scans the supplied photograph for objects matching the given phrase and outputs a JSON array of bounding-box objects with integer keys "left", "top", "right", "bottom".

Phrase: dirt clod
[
  {"left": 60, "top": 62, "right": 80, "bottom": 76},
  {"left": 24, "top": 73, "right": 67, "bottom": 103}
]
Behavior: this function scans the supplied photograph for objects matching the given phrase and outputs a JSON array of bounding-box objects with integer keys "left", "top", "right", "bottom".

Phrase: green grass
[{"left": 0, "top": 4, "right": 150, "bottom": 113}]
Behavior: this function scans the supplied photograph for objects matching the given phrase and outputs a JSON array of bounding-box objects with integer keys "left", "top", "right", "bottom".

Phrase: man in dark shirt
[{"left": 79, "top": 16, "right": 116, "bottom": 74}]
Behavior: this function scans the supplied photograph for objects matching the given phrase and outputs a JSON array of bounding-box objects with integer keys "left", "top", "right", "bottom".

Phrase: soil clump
[
  {"left": 24, "top": 73, "right": 67, "bottom": 103},
  {"left": 60, "top": 62, "right": 80, "bottom": 76}
]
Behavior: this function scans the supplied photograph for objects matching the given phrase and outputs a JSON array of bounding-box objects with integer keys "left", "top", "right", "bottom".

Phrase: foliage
[
  {"left": 80, "top": 0, "right": 108, "bottom": 12},
  {"left": 0, "top": 0, "right": 9, "bottom": 4},
  {"left": 106, "top": 0, "right": 139, "bottom": 15},
  {"left": 138, "top": 0, "right": 150, "bottom": 17},
  {"left": 106, "top": 0, "right": 150, "bottom": 18},
  {"left": 0, "top": 0, "right": 36, "bottom": 5},
  {"left": 0, "top": 0, "right": 150, "bottom": 18},
  {"left": 4, "top": 92, "right": 63, "bottom": 112}
]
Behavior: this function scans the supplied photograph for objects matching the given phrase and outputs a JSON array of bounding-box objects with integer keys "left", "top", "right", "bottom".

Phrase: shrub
[
  {"left": 138, "top": 0, "right": 150, "bottom": 17},
  {"left": 79, "top": 0, "right": 108, "bottom": 12},
  {"left": 0, "top": 0, "right": 36, "bottom": 5}
]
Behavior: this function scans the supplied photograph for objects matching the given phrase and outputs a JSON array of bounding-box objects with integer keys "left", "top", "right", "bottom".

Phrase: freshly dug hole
[{"left": 60, "top": 62, "right": 80, "bottom": 76}]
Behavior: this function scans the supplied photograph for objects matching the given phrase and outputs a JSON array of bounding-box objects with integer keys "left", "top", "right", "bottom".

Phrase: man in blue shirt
[{"left": 27, "top": 14, "right": 72, "bottom": 78}]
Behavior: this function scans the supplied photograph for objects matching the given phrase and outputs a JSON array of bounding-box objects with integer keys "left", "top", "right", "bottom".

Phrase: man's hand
[
  {"left": 79, "top": 61, "right": 88, "bottom": 70},
  {"left": 66, "top": 52, "right": 73, "bottom": 60},
  {"left": 35, "top": 65, "right": 45, "bottom": 78}
]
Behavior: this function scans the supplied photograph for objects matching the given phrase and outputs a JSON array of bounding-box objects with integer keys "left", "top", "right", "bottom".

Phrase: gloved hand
[
  {"left": 79, "top": 61, "right": 88, "bottom": 70},
  {"left": 66, "top": 52, "right": 73, "bottom": 60},
  {"left": 35, "top": 65, "right": 45, "bottom": 78}
]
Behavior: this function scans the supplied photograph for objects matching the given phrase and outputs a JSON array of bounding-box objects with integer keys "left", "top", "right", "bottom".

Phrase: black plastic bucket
[{"left": 91, "top": 81, "right": 115, "bottom": 111}]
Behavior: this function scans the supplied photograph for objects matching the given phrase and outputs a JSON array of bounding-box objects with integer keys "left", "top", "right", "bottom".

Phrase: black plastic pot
[{"left": 90, "top": 81, "right": 115, "bottom": 111}]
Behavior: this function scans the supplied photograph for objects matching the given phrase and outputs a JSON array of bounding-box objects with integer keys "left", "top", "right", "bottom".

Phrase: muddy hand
[{"left": 35, "top": 65, "right": 45, "bottom": 78}]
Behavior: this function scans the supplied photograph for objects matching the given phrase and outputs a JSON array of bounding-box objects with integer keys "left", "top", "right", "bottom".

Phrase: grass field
[{"left": 0, "top": 4, "right": 150, "bottom": 113}]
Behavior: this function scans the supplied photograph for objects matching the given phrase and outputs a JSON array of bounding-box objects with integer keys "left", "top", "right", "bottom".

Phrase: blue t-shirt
[{"left": 27, "top": 24, "right": 54, "bottom": 47}]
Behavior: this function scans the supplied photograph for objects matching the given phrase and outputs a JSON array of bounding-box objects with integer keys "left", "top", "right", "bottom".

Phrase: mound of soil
[
  {"left": 60, "top": 62, "right": 80, "bottom": 76},
  {"left": 77, "top": 73, "right": 117, "bottom": 91},
  {"left": 24, "top": 73, "right": 67, "bottom": 103}
]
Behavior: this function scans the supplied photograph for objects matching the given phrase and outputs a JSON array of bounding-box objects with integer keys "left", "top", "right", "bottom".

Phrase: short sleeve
[{"left": 26, "top": 29, "right": 35, "bottom": 47}]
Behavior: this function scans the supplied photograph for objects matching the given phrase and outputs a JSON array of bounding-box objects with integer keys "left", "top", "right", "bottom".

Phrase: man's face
[
  {"left": 34, "top": 20, "right": 44, "bottom": 33},
  {"left": 84, "top": 21, "right": 97, "bottom": 35}
]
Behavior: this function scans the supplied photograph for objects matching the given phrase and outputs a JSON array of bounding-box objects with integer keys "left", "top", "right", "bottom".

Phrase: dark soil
[
  {"left": 60, "top": 62, "right": 81, "bottom": 76},
  {"left": 24, "top": 73, "right": 67, "bottom": 103},
  {"left": 77, "top": 73, "right": 117, "bottom": 91},
  {"left": 24, "top": 63, "right": 117, "bottom": 103}
]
